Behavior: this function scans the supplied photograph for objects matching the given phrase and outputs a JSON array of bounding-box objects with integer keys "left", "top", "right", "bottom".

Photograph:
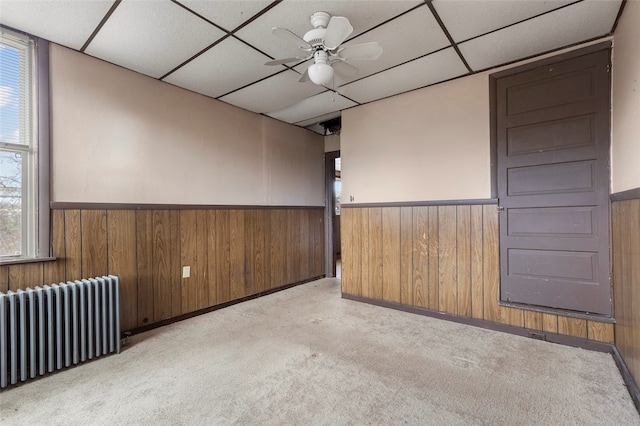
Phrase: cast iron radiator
[{"left": 0, "top": 276, "right": 120, "bottom": 389}]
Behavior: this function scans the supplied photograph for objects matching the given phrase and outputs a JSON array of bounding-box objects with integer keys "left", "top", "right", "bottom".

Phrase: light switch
[{"left": 182, "top": 266, "right": 191, "bottom": 278}]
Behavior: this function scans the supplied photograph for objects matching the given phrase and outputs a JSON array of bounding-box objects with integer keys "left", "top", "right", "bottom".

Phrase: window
[{"left": 0, "top": 27, "right": 48, "bottom": 261}]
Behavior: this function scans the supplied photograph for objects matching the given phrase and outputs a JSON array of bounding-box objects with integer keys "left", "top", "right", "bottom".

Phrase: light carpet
[{"left": 1, "top": 278, "right": 638, "bottom": 425}]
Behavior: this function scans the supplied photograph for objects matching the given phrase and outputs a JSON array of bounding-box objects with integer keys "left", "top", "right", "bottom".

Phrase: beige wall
[
  {"left": 49, "top": 44, "right": 324, "bottom": 205},
  {"left": 324, "top": 133, "right": 340, "bottom": 153},
  {"left": 612, "top": 1, "right": 640, "bottom": 193},
  {"left": 341, "top": 38, "right": 616, "bottom": 204},
  {"left": 342, "top": 73, "right": 491, "bottom": 203}
]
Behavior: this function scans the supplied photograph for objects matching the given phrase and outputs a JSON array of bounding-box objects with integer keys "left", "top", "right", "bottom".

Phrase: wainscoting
[
  {"left": 0, "top": 207, "right": 325, "bottom": 332},
  {"left": 340, "top": 204, "right": 614, "bottom": 343},
  {"left": 612, "top": 196, "right": 640, "bottom": 388}
]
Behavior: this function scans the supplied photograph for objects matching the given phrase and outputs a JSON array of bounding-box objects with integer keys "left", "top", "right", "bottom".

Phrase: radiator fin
[{"left": 0, "top": 276, "right": 120, "bottom": 389}]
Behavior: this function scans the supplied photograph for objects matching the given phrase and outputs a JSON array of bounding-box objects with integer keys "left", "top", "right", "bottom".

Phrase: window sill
[{"left": 0, "top": 257, "right": 56, "bottom": 266}]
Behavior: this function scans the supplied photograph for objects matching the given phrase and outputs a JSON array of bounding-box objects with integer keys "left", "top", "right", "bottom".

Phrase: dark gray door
[{"left": 496, "top": 49, "right": 611, "bottom": 315}]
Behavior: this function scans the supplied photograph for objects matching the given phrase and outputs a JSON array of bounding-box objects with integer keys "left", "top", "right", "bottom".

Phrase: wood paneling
[
  {"left": 341, "top": 204, "right": 613, "bottom": 344},
  {"left": 382, "top": 208, "right": 400, "bottom": 303},
  {"left": 612, "top": 199, "right": 640, "bottom": 383},
  {"left": 136, "top": 210, "right": 154, "bottom": 326},
  {"left": 64, "top": 210, "right": 82, "bottom": 281},
  {"left": 107, "top": 210, "right": 138, "bottom": 332},
  {"left": 3, "top": 207, "right": 324, "bottom": 333},
  {"left": 400, "top": 207, "right": 413, "bottom": 306},
  {"left": 81, "top": 210, "right": 107, "bottom": 279},
  {"left": 44, "top": 209, "right": 65, "bottom": 284},
  {"left": 0, "top": 266, "right": 8, "bottom": 292}
]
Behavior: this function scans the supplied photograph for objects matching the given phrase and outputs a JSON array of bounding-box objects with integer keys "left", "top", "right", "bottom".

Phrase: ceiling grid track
[
  {"left": 80, "top": 0, "right": 121, "bottom": 53},
  {"left": 425, "top": 1, "right": 473, "bottom": 73}
]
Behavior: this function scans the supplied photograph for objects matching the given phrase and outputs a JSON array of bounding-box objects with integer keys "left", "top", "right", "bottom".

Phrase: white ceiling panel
[
  {"left": 338, "top": 47, "right": 468, "bottom": 104},
  {"left": 459, "top": 0, "right": 622, "bottom": 71},
  {"left": 235, "top": 0, "right": 423, "bottom": 62},
  {"left": 0, "top": 0, "right": 113, "bottom": 50},
  {"left": 85, "top": 0, "right": 226, "bottom": 78},
  {"left": 219, "top": 70, "right": 325, "bottom": 113},
  {"left": 293, "top": 4, "right": 450, "bottom": 85},
  {"left": 433, "top": 0, "right": 574, "bottom": 43},
  {"left": 267, "top": 91, "right": 357, "bottom": 124},
  {"left": 177, "top": 0, "right": 272, "bottom": 32},
  {"left": 163, "top": 37, "right": 279, "bottom": 99}
]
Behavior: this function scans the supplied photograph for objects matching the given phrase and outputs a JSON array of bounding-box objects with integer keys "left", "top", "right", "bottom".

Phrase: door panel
[{"left": 497, "top": 49, "right": 611, "bottom": 315}]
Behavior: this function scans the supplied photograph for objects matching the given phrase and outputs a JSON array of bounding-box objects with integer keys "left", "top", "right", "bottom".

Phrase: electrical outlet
[{"left": 182, "top": 266, "right": 191, "bottom": 278}]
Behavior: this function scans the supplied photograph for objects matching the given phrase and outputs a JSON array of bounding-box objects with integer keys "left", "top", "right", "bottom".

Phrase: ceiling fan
[{"left": 264, "top": 11, "right": 383, "bottom": 86}]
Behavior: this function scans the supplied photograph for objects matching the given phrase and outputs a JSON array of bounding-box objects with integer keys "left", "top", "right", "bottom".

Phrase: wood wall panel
[
  {"left": 230, "top": 210, "right": 245, "bottom": 300},
  {"left": 359, "top": 209, "right": 370, "bottom": 299},
  {"left": 153, "top": 210, "right": 174, "bottom": 321},
  {"left": 427, "top": 206, "right": 439, "bottom": 311},
  {"left": 368, "top": 208, "right": 383, "bottom": 300},
  {"left": 216, "top": 210, "right": 231, "bottom": 303},
  {"left": 81, "top": 210, "right": 107, "bottom": 279},
  {"left": 136, "top": 210, "right": 154, "bottom": 326},
  {"left": 412, "top": 207, "right": 428, "bottom": 308},
  {"left": 107, "top": 210, "right": 138, "bottom": 332},
  {"left": 470, "top": 205, "right": 484, "bottom": 319},
  {"left": 44, "top": 209, "right": 66, "bottom": 284},
  {"left": 0, "top": 265, "right": 8, "bottom": 292},
  {"left": 399, "top": 207, "right": 413, "bottom": 306},
  {"left": 341, "top": 204, "right": 613, "bottom": 345},
  {"left": 0, "top": 266, "right": 9, "bottom": 293},
  {"left": 382, "top": 207, "right": 401, "bottom": 303},
  {"left": 438, "top": 206, "right": 457, "bottom": 315},
  {"left": 3, "top": 207, "right": 324, "bottom": 333},
  {"left": 64, "top": 210, "right": 82, "bottom": 281},
  {"left": 612, "top": 199, "right": 640, "bottom": 383},
  {"left": 8, "top": 263, "right": 43, "bottom": 291}
]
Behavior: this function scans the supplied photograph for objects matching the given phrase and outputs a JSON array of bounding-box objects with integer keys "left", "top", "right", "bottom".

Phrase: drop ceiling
[{"left": 0, "top": 0, "right": 624, "bottom": 133}]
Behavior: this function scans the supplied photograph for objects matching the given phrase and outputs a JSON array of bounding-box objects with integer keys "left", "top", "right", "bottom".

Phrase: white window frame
[{"left": 0, "top": 26, "right": 50, "bottom": 263}]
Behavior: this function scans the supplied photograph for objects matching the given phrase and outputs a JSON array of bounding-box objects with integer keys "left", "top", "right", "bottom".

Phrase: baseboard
[
  {"left": 342, "top": 292, "right": 640, "bottom": 414},
  {"left": 611, "top": 346, "right": 640, "bottom": 413},
  {"left": 126, "top": 275, "right": 325, "bottom": 336}
]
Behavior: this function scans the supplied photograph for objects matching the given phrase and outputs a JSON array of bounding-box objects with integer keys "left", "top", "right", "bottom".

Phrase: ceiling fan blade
[
  {"left": 264, "top": 56, "right": 311, "bottom": 66},
  {"left": 323, "top": 16, "right": 353, "bottom": 50},
  {"left": 338, "top": 42, "right": 383, "bottom": 61},
  {"left": 298, "top": 68, "right": 310, "bottom": 83},
  {"left": 272, "top": 27, "right": 311, "bottom": 50},
  {"left": 331, "top": 60, "right": 358, "bottom": 79}
]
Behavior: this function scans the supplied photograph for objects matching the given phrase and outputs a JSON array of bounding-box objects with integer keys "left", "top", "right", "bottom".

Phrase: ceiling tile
[
  {"left": 433, "top": 0, "right": 574, "bottom": 43},
  {"left": 219, "top": 70, "right": 325, "bottom": 113},
  {"left": 163, "top": 37, "right": 279, "bottom": 99},
  {"left": 294, "top": 4, "right": 450, "bottom": 85},
  {"left": 267, "top": 91, "right": 357, "bottom": 124},
  {"left": 235, "top": 0, "right": 423, "bottom": 61},
  {"left": 459, "top": 0, "right": 622, "bottom": 71},
  {"left": 85, "top": 0, "right": 226, "bottom": 78},
  {"left": 176, "top": 0, "right": 272, "bottom": 32},
  {"left": 0, "top": 0, "right": 113, "bottom": 50},
  {"left": 337, "top": 47, "right": 468, "bottom": 104}
]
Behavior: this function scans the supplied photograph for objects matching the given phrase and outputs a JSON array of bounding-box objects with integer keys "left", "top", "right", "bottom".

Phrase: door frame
[
  {"left": 489, "top": 41, "right": 613, "bottom": 316},
  {"left": 324, "top": 150, "right": 340, "bottom": 277}
]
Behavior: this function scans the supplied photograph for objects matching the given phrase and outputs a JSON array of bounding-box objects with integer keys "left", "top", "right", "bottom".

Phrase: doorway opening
[{"left": 324, "top": 150, "right": 340, "bottom": 278}]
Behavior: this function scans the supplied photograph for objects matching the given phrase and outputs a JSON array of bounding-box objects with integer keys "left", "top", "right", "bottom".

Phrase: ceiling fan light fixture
[
  {"left": 308, "top": 62, "right": 333, "bottom": 85},
  {"left": 308, "top": 49, "right": 334, "bottom": 85}
]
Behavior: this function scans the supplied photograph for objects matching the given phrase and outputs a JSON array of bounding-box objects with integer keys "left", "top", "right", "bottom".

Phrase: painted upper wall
[
  {"left": 341, "top": 39, "right": 618, "bottom": 204},
  {"left": 49, "top": 45, "right": 324, "bottom": 206},
  {"left": 342, "top": 73, "right": 491, "bottom": 203},
  {"left": 612, "top": 1, "right": 640, "bottom": 193},
  {"left": 324, "top": 134, "right": 340, "bottom": 153}
]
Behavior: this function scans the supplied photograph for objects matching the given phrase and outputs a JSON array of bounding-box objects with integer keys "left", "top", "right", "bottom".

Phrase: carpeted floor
[{"left": 1, "top": 278, "right": 638, "bottom": 425}]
